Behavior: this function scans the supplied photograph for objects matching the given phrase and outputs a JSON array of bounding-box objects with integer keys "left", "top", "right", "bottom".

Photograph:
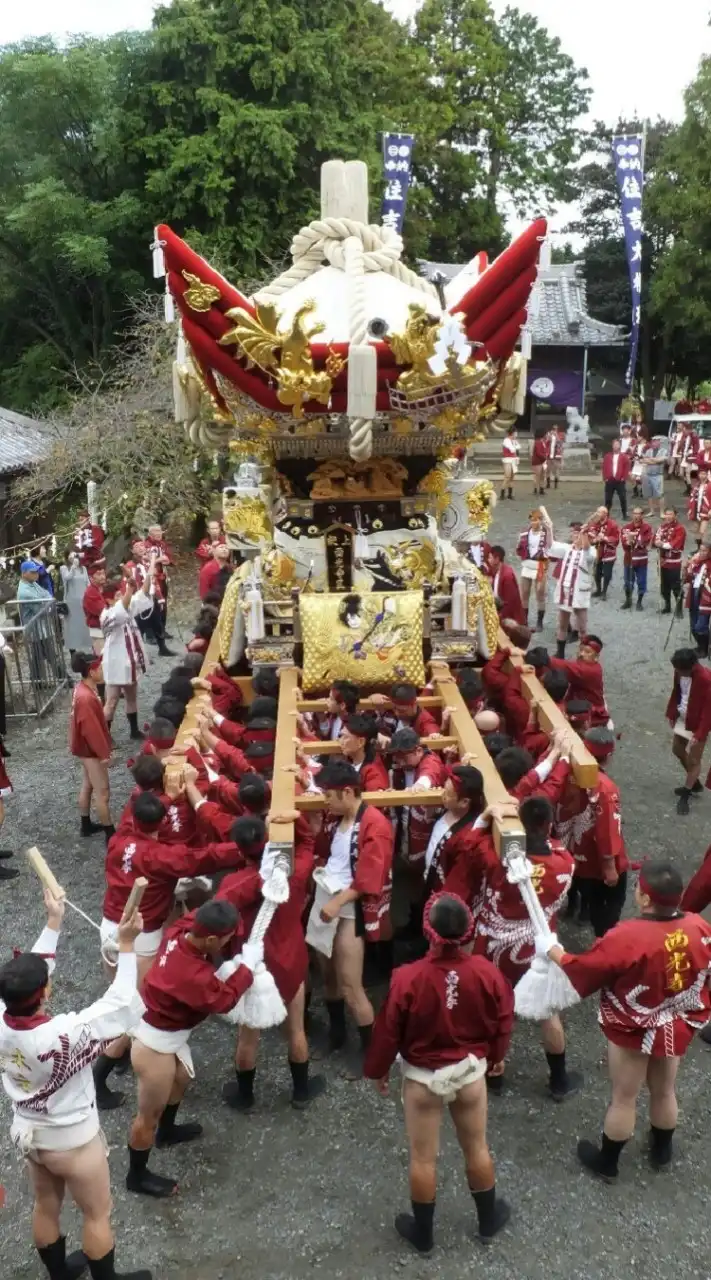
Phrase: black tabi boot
[
  {"left": 649, "top": 1124, "right": 674, "bottom": 1170},
  {"left": 661, "top": 600, "right": 672, "bottom": 615},
  {"left": 157, "top": 643, "right": 177, "bottom": 657},
  {"left": 500, "top": 488, "right": 506, "bottom": 501},
  {"left": 554, "top": 475, "right": 559, "bottom": 488},
  {"left": 621, "top": 590, "right": 632, "bottom": 611},
  {"left": 546, "top": 475, "right": 551, "bottom": 489},
  {"left": 636, "top": 594, "right": 644, "bottom": 610},
  {"left": 222, "top": 1066, "right": 256, "bottom": 1111},
  {"left": 125, "top": 1145, "right": 177, "bottom": 1199},
  {"left": 92, "top": 1054, "right": 125, "bottom": 1111},
  {"left": 37, "top": 1236, "right": 88, "bottom": 1280},
  {"left": 675, "top": 780, "right": 703, "bottom": 797},
  {"left": 325, "top": 998, "right": 347, "bottom": 1052},
  {"left": 472, "top": 1186, "right": 511, "bottom": 1242},
  {"left": 358, "top": 1023, "right": 373, "bottom": 1053},
  {"left": 289, "top": 1059, "right": 327, "bottom": 1110},
  {"left": 127, "top": 712, "right": 143, "bottom": 742},
  {"left": 103, "top": 825, "right": 115, "bottom": 845},
  {"left": 545, "top": 1051, "right": 583, "bottom": 1102},
  {"left": 507, "top": 487, "right": 513, "bottom": 499},
  {"left": 80, "top": 814, "right": 103, "bottom": 837},
  {"left": 600, "top": 586, "right": 608, "bottom": 602},
  {"left": 86, "top": 1246, "right": 152, "bottom": 1280},
  {"left": 555, "top": 640, "right": 566, "bottom": 659},
  {"left": 536, "top": 609, "right": 545, "bottom": 631},
  {"left": 395, "top": 1200, "right": 435, "bottom": 1254},
  {"left": 155, "top": 1101, "right": 202, "bottom": 1148},
  {"left": 676, "top": 789, "right": 692, "bottom": 816},
  {"left": 577, "top": 1133, "right": 626, "bottom": 1182}
]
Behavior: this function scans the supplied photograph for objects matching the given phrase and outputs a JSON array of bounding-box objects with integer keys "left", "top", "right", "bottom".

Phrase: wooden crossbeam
[
  {"left": 165, "top": 629, "right": 223, "bottom": 791},
  {"left": 299, "top": 735, "right": 457, "bottom": 756},
  {"left": 297, "top": 695, "right": 443, "bottom": 713},
  {"left": 429, "top": 661, "right": 524, "bottom": 857},
  {"left": 497, "top": 628, "right": 598, "bottom": 788},
  {"left": 296, "top": 787, "right": 446, "bottom": 811},
  {"left": 268, "top": 668, "right": 299, "bottom": 858}
]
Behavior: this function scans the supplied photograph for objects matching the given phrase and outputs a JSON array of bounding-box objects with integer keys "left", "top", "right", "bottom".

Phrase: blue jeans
[{"left": 623, "top": 563, "right": 648, "bottom": 595}]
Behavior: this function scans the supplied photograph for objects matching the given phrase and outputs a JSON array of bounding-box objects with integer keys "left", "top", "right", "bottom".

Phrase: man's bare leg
[
  {"left": 395, "top": 1079, "right": 441, "bottom": 1253},
  {"left": 222, "top": 1024, "right": 261, "bottom": 1112},
  {"left": 316, "top": 950, "right": 347, "bottom": 1051},
  {"left": 334, "top": 918, "right": 374, "bottom": 1048},
  {"left": 577, "top": 1042, "right": 648, "bottom": 1180},
  {"left": 451, "top": 1078, "right": 510, "bottom": 1240},
  {"left": 126, "top": 1044, "right": 193, "bottom": 1197}
]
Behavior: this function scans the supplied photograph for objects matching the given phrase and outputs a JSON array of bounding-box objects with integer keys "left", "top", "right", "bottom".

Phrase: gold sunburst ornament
[
  {"left": 219, "top": 299, "right": 333, "bottom": 418},
  {"left": 182, "top": 271, "right": 222, "bottom": 312}
]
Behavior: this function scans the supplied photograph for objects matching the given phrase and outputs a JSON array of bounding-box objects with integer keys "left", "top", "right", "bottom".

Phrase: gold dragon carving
[{"left": 219, "top": 300, "right": 336, "bottom": 418}]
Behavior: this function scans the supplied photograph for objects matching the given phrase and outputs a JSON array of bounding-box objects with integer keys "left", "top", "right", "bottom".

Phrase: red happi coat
[
  {"left": 103, "top": 825, "right": 241, "bottom": 931},
  {"left": 195, "top": 535, "right": 227, "bottom": 564},
  {"left": 549, "top": 655, "right": 609, "bottom": 727},
  {"left": 73, "top": 522, "right": 105, "bottom": 569},
  {"left": 425, "top": 813, "right": 487, "bottom": 897},
  {"left": 69, "top": 682, "right": 112, "bottom": 760},
  {"left": 511, "top": 758, "right": 571, "bottom": 806},
  {"left": 358, "top": 755, "right": 390, "bottom": 792},
  {"left": 141, "top": 916, "right": 252, "bottom": 1033},
  {"left": 490, "top": 562, "right": 525, "bottom": 624},
  {"left": 217, "top": 825, "right": 314, "bottom": 1005},
  {"left": 515, "top": 525, "right": 550, "bottom": 566},
  {"left": 82, "top": 582, "right": 108, "bottom": 629},
  {"left": 117, "top": 787, "right": 197, "bottom": 847},
  {"left": 390, "top": 750, "right": 446, "bottom": 868},
  {"left": 315, "top": 804, "right": 394, "bottom": 942},
  {"left": 207, "top": 667, "right": 243, "bottom": 719},
  {"left": 588, "top": 517, "right": 620, "bottom": 564},
  {"left": 688, "top": 481, "right": 711, "bottom": 523},
  {"left": 561, "top": 913, "right": 711, "bottom": 1056},
  {"left": 363, "top": 950, "right": 515, "bottom": 1078},
  {"left": 684, "top": 557, "right": 711, "bottom": 616},
  {"left": 654, "top": 520, "right": 687, "bottom": 569},
  {"left": 378, "top": 706, "right": 440, "bottom": 739},
  {"left": 555, "top": 772, "right": 627, "bottom": 881},
  {"left": 212, "top": 738, "right": 253, "bottom": 781},
  {"left": 531, "top": 437, "right": 548, "bottom": 466},
  {"left": 621, "top": 520, "right": 653, "bottom": 567},
  {"left": 481, "top": 649, "right": 546, "bottom": 754},
  {"left": 665, "top": 664, "right": 711, "bottom": 740},
  {"left": 681, "top": 842, "right": 711, "bottom": 914}
]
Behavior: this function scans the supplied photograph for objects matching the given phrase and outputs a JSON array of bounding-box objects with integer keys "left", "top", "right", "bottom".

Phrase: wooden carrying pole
[
  {"left": 497, "top": 629, "right": 598, "bottom": 789},
  {"left": 300, "top": 735, "right": 458, "bottom": 756},
  {"left": 26, "top": 847, "right": 64, "bottom": 898},
  {"left": 268, "top": 667, "right": 300, "bottom": 860}
]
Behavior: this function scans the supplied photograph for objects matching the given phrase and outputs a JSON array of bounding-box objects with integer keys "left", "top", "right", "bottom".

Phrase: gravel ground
[{"left": 1, "top": 477, "right": 711, "bottom": 1280}]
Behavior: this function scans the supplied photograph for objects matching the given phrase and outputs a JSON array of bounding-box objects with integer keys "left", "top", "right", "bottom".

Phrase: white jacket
[
  {"left": 549, "top": 541, "right": 597, "bottom": 611},
  {"left": 0, "top": 928, "right": 144, "bottom": 1152},
  {"left": 100, "top": 591, "right": 152, "bottom": 687}
]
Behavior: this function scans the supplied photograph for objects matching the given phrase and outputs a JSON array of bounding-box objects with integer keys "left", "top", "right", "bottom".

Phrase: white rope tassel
[
  {"left": 233, "top": 848, "right": 290, "bottom": 1029},
  {"left": 508, "top": 859, "right": 581, "bottom": 1020}
]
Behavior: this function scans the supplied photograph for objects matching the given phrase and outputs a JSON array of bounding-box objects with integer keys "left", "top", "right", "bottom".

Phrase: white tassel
[
  {"left": 538, "top": 236, "right": 552, "bottom": 270},
  {"left": 172, "top": 361, "right": 190, "bottom": 424},
  {"left": 520, "top": 327, "right": 533, "bottom": 360},
  {"left": 176, "top": 325, "right": 187, "bottom": 367},
  {"left": 87, "top": 480, "right": 98, "bottom": 526},
  {"left": 164, "top": 288, "right": 175, "bottom": 323},
  {"left": 152, "top": 227, "right": 166, "bottom": 278},
  {"left": 347, "top": 344, "right": 377, "bottom": 420},
  {"left": 101, "top": 510, "right": 107, "bottom": 533},
  {"left": 50, "top": 534, "right": 57, "bottom": 558},
  {"left": 246, "top": 580, "right": 265, "bottom": 641},
  {"left": 515, "top": 955, "right": 581, "bottom": 1020},
  {"left": 451, "top": 575, "right": 467, "bottom": 630},
  {"left": 234, "top": 963, "right": 287, "bottom": 1029}
]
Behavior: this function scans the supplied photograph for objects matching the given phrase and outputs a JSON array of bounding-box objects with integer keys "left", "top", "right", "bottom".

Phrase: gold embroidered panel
[{"left": 299, "top": 591, "right": 425, "bottom": 694}]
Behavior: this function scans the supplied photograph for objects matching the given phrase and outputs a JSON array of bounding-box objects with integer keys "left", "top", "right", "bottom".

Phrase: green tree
[
  {"left": 0, "top": 36, "right": 149, "bottom": 410},
  {"left": 409, "top": 0, "right": 590, "bottom": 261}
]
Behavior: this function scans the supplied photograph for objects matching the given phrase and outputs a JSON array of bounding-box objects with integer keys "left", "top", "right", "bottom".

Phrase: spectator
[
  {"left": 601, "top": 440, "right": 631, "bottom": 519},
  {"left": 60, "top": 549, "right": 91, "bottom": 656}
]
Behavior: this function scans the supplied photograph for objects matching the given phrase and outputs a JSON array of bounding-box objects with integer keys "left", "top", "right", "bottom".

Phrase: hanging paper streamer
[
  {"left": 381, "top": 133, "right": 415, "bottom": 234},
  {"left": 612, "top": 134, "right": 645, "bottom": 387}
]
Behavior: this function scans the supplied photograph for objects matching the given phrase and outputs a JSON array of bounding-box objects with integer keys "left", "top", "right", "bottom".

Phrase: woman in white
[
  {"left": 100, "top": 572, "right": 153, "bottom": 740},
  {"left": 60, "top": 550, "right": 91, "bottom": 654},
  {"left": 548, "top": 525, "right": 597, "bottom": 656},
  {"left": 500, "top": 427, "right": 520, "bottom": 500}
]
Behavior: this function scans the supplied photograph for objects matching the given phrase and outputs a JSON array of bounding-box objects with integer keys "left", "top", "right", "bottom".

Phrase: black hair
[
  {"left": 237, "top": 774, "right": 268, "bottom": 813},
  {"left": 131, "top": 792, "right": 166, "bottom": 826},
  {"left": 390, "top": 726, "right": 421, "bottom": 753},
  {"left": 496, "top": 746, "right": 535, "bottom": 789},
  {"left": 330, "top": 679, "right": 360, "bottom": 713},
  {"left": 338, "top": 594, "right": 363, "bottom": 626},
  {"left": 179, "top": 653, "right": 206, "bottom": 675},
  {"left": 245, "top": 741, "right": 273, "bottom": 758},
  {"left": 640, "top": 860, "right": 683, "bottom": 910},
  {"left": 524, "top": 646, "right": 550, "bottom": 669},
  {"left": 392, "top": 682, "right": 418, "bottom": 703},
  {"left": 672, "top": 648, "right": 698, "bottom": 674},
  {"left": 490, "top": 545, "right": 506, "bottom": 560},
  {"left": 566, "top": 698, "right": 592, "bottom": 717},
  {"left": 450, "top": 764, "right": 484, "bottom": 806},
  {"left": 458, "top": 669, "right": 483, "bottom": 700},
  {"left": 230, "top": 815, "right": 267, "bottom": 849},
  {"left": 0, "top": 952, "right": 49, "bottom": 1015},
  {"left": 192, "top": 898, "right": 239, "bottom": 937},
  {"left": 429, "top": 894, "right": 469, "bottom": 940},
  {"left": 147, "top": 716, "right": 178, "bottom": 742},
  {"left": 244, "top": 717, "right": 276, "bottom": 733},
  {"left": 520, "top": 796, "right": 554, "bottom": 854},
  {"left": 483, "top": 731, "right": 513, "bottom": 760},
  {"left": 198, "top": 605, "right": 220, "bottom": 624},
  {"left": 583, "top": 634, "right": 603, "bottom": 652},
  {"left": 318, "top": 759, "right": 363, "bottom": 795},
  {"left": 345, "top": 712, "right": 379, "bottom": 763},
  {"left": 252, "top": 669, "right": 280, "bottom": 699},
  {"left": 542, "top": 669, "right": 568, "bottom": 703},
  {"left": 168, "top": 663, "right": 200, "bottom": 684},
  {"left": 663, "top": 506, "right": 678, "bottom": 516},
  {"left": 584, "top": 726, "right": 615, "bottom": 749},
  {"left": 247, "top": 696, "right": 278, "bottom": 721},
  {"left": 160, "top": 675, "right": 194, "bottom": 706},
  {"left": 202, "top": 590, "right": 223, "bottom": 607},
  {"left": 192, "top": 620, "right": 214, "bottom": 641},
  {"left": 71, "top": 651, "right": 100, "bottom": 677},
  {"left": 150, "top": 700, "right": 184, "bottom": 729},
  {"left": 131, "top": 755, "right": 165, "bottom": 790}
]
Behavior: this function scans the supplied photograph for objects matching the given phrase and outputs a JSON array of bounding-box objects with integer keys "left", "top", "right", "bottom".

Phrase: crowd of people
[{"left": 1, "top": 475, "right": 711, "bottom": 1276}]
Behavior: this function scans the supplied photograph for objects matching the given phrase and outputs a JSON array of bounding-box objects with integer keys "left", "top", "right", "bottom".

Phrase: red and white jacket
[
  {"left": 665, "top": 664, "right": 711, "bottom": 740},
  {"left": 684, "top": 556, "right": 711, "bottom": 616},
  {"left": 654, "top": 519, "right": 686, "bottom": 569},
  {"left": 621, "top": 520, "right": 653, "bottom": 567},
  {"left": 501, "top": 435, "right": 520, "bottom": 462},
  {"left": 587, "top": 517, "right": 620, "bottom": 564},
  {"left": 315, "top": 804, "right": 394, "bottom": 942},
  {"left": 688, "top": 481, "right": 711, "bottom": 522},
  {"left": 73, "top": 522, "right": 105, "bottom": 570},
  {"left": 515, "top": 526, "right": 551, "bottom": 564},
  {"left": 390, "top": 750, "right": 447, "bottom": 868},
  {"left": 561, "top": 913, "right": 711, "bottom": 1057}
]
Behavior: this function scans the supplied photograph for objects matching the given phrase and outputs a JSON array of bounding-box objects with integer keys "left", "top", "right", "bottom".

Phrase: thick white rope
[{"left": 343, "top": 234, "right": 374, "bottom": 461}]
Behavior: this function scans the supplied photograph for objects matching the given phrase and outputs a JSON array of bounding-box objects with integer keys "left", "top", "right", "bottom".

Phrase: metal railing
[{"left": 1, "top": 600, "right": 69, "bottom": 718}]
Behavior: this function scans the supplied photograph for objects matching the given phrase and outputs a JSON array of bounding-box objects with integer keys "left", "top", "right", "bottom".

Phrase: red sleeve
[
  {"left": 363, "top": 969, "right": 410, "bottom": 1079},
  {"left": 415, "top": 707, "right": 440, "bottom": 737},
  {"left": 538, "top": 759, "right": 570, "bottom": 805},
  {"left": 681, "top": 844, "right": 711, "bottom": 913},
  {"left": 75, "top": 695, "right": 112, "bottom": 758},
  {"left": 195, "top": 540, "right": 212, "bottom": 563},
  {"left": 195, "top": 799, "right": 236, "bottom": 842},
  {"left": 593, "top": 783, "right": 624, "bottom": 873},
  {"left": 213, "top": 739, "right": 252, "bottom": 781},
  {"left": 560, "top": 928, "right": 630, "bottom": 997},
  {"left": 216, "top": 718, "right": 246, "bottom": 747},
  {"left": 196, "top": 962, "right": 253, "bottom": 1016},
  {"left": 209, "top": 775, "right": 244, "bottom": 814},
  {"left": 208, "top": 669, "right": 244, "bottom": 719},
  {"left": 144, "top": 839, "right": 241, "bottom": 881},
  {"left": 444, "top": 830, "right": 498, "bottom": 900},
  {"left": 199, "top": 561, "right": 218, "bottom": 599},
  {"left": 360, "top": 757, "right": 390, "bottom": 792},
  {"left": 498, "top": 567, "right": 523, "bottom": 623},
  {"left": 353, "top": 812, "right": 393, "bottom": 897},
  {"left": 481, "top": 648, "right": 510, "bottom": 695},
  {"left": 217, "top": 865, "right": 262, "bottom": 912},
  {"left": 487, "top": 965, "right": 516, "bottom": 1065}
]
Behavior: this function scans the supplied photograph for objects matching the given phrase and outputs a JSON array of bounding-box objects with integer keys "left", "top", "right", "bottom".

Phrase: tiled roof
[
  {"left": 419, "top": 260, "right": 626, "bottom": 347},
  {"left": 0, "top": 408, "right": 54, "bottom": 476}
]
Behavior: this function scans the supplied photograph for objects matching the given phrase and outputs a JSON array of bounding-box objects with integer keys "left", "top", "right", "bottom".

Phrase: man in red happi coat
[
  {"left": 665, "top": 647, "right": 711, "bottom": 814},
  {"left": 543, "top": 861, "right": 711, "bottom": 1181},
  {"left": 389, "top": 728, "right": 446, "bottom": 870},
  {"left": 364, "top": 893, "right": 514, "bottom": 1253},
  {"left": 587, "top": 506, "right": 620, "bottom": 601}
]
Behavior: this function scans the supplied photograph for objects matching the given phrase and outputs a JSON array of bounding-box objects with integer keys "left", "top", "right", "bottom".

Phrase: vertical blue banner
[
  {"left": 381, "top": 133, "right": 415, "bottom": 234},
  {"left": 612, "top": 134, "right": 645, "bottom": 387}
]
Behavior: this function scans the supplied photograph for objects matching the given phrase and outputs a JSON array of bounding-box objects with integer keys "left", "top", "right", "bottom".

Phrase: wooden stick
[
  {"left": 297, "top": 695, "right": 443, "bottom": 712},
  {"left": 299, "top": 735, "right": 458, "bottom": 756},
  {"left": 268, "top": 668, "right": 300, "bottom": 861},
  {"left": 26, "top": 847, "right": 64, "bottom": 898},
  {"left": 125, "top": 877, "right": 148, "bottom": 917},
  {"left": 296, "top": 787, "right": 446, "bottom": 811}
]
